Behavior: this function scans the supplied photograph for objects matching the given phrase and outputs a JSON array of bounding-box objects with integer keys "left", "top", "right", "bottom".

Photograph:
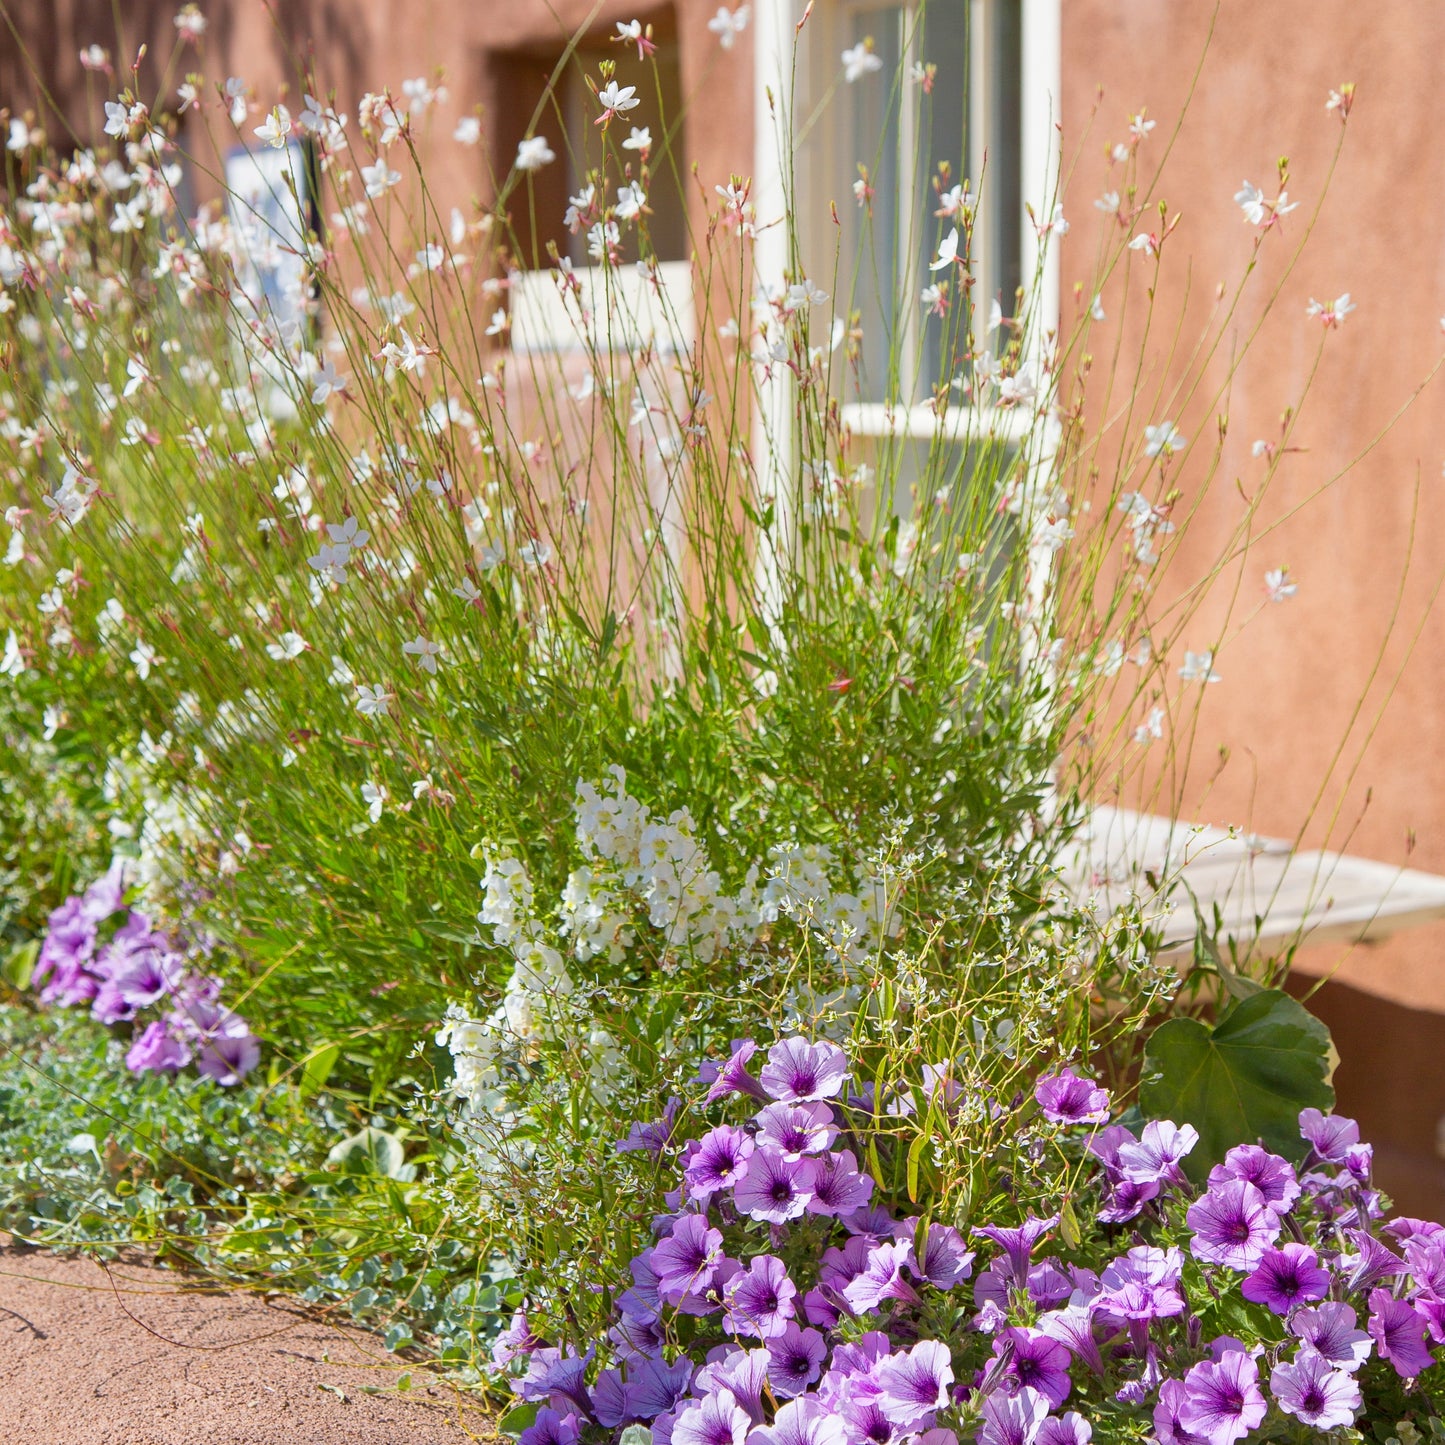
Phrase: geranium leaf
[{"left": 1138, "top": 988, "right": 1334, "bottom": 1176}]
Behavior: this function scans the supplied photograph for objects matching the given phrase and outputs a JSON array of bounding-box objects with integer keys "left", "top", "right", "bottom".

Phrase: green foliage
[{"left": 1138, "top": 988, "right": 1335, "bottom": 1175}]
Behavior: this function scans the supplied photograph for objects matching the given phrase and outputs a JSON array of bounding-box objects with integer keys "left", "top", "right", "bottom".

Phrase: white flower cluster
[{"left": 441, "top": 766, "right": 899, "bottom": 1122}]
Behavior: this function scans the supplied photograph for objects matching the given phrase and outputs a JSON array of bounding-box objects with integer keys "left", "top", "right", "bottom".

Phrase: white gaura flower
[
  {"left": 841, "top": 41, "right": 884, "bottom": 82},
  {"left": 122, "top": 356, "right": 151, "bottom": 398},
  {"left": 452, "top": 578, "right": 482, "bottom": 604},
  {"left": 356, "top": 683, "right": 392, "bottom": 718},
  {"left": 1179, "top": 649, "right": 1221, "bottom": 684},
  {"left": 595, "top": 81, "right": 641, "bottom": 124},
  {"left": 484, "top": 309, "right": 509, "bottom": 337},
  {"left": 929, "top": 227, "right": 960, "bottom": 272},
  {"left": 1306, "top": 293, "right": 1355, "bottom": 328},
  {"left": 129, "top": 639, "right": 160, "bottom": 678},
  {"left": 253, "top": 104, "right": 291, "bottom": 149},
  {"left": 519, "top": 539, "right": 553, "bottom": 567},
  {"left": 515, "top": 135, "right": 556, "bottom": 171},
  {"left": 1134, "top": 706, "right": 1165, "bottom": 745},
  {"left": 310, "top": 359, "right": 347, "bottom": 404},
  {"left": 615, "top": 183, "right": 646, "bottom": 221},
  {"left": 402, "top": 634, "right": 442, "bottom": 673},
  {"left": 707, "top": 4, "right": 750, "bottom": 50},
  {"left": 453, "top": 115, "right": 481, "bottom": 145},
  {"left": 265, "top": 631, "right": 308, "bottom": 661},
  {"left": 1143, "top": 421, "right": 1185, "bottom": 458},
  {"left": 361, "top": 781, "right": 387, "bottom": 822},
  {"left": 622, "top": 126, "right": 652, "bottom": 152},
  {"left": 0, "top": 630, "right": 25, "bottom": 678},
  {"left": 1264, "top": 567, "right": 1298, "bottom": 603},
  {"left": 361, "top": 158, "right": 401, "bottom": 197},
  {"left": 414, "top": 242, "right": 444, "bottom": 271}
]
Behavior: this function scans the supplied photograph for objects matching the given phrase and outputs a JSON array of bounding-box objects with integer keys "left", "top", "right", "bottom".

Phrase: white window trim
[{"left": 752, "top": 0, "right": 1061, "bottom": 607}]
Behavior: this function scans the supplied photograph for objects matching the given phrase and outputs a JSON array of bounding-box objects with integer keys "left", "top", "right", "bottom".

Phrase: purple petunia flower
[
  {"left": 755, "top": 1101, "right": 837, "bottom": 1159},
  {"left": 1036, "top": 1414, "right": 1091, "bottom": 1445},
  {"left": 519, "top": 1408, "right": 581, "bottom": 1445},
  {"left": 1368, "top": 1287, "right": 1434, "bottom": 1378},
  {"left": 733, "top": 1148, "right": 817, "bottom": 1225},
  {"left": 1289, "top": 1301, "right": 1372, "bottom": 1372},
  {"left": 618, "top": 1098, "right": 685, "bottom": 1156},
  {"left": 1116, "top": 1121, "right": 1198, "bottom": 1188},
  {"left": 908, "top": 1222, "right": 974, "bottom": 1289},
  {"left": 1094, "top": 1247, "right": 1186, "bottom": 1327},
  {"left": 971, "top": 1214, "right": 1058, "bottom": 1289},
  {"left": 875, "top": 1340, "right": 954, "bottom": 1428},
  {"left": 1341, "top": 1228, "right": 1405, "bottom": 1292},
  {"left": 976, "top": 1385, "right": 1050, "bottom": 1445},
  {"left": 703, "top": 1040, "right": 769, "bottom": 1104},
  {"left": 1298, "top": 1107, "right": 1359, "bottom": 1164},
  {"left": 1239, "top": 1243, "right": 1330, "bottom": 1315},
  {"left": 696, "top": 1348, "right": 770, "bottom": 1424},
  {"left": 993, "top": 1327, "right": 1072, "bottom": 1408},
  {"left": 807, "top": 1150, "right": 875, "bottom": 1217},
  {"left": 758, "top": 1038, "right": 849, "bottom": 1103},
  {"left": 517, "top": 1348, "right": 595, "bottom": 1416},
  {"left": 836, "top": 1392, "right": 898, "bottom": 1445},
  {"left": 1269, "top": 1350, "right": 1359, "bottom": 1429},
  {"left": 673, "top": 1389, "right": 752, "bottom": 1445},
  {"left": 193, "top": 1017, "right": 261, "bottom": 1085},
  {"left": 1186, "top": 1180, "right": 1279, "bottom": 1272},
  {"left": 1034, "top": 1068, "right": 1110, "bottom": 1126},
  {"left": 1152, "top": 1379, "right": 1208, "bottom": 1445},
  {"left": 590, "top": 1369, "right": 633, "bottom": 1429},
  {"left": 1206, "top": 1144, "right": 1300, "bottom": 1214},
  {"left": 748, "top": 1397, "right": 848, "bottom": 1445},
  {"left": 725, "top": 1254, "right": 797, "bottom": 1339},
  {"left": 492, "top": 1308, "right": 542, "bottom": 1368},
  {"left": 651, "top": 1215, "right": 725, "bottom": 1299},
  {"left": 627, "top": 1355, "right": 695, "bottom": 1419},
  {"left": 1038, "top": 1299, "right": 1107, "bottom": 1376},
  {"left": 1178, "top": 1349, "right": 1266, "bottom": 1445},
  {"left": 124, "top": 1019, "right": 191, "bottom": 1074},
  {"left": 685, "top": 1126, "right": 756, "bottom": 1200},
  {"left": 766, "top": 1322, "right": 827, "bottom": 1397},
  {"left": 841, "top": 1241, "right": 921, "bottom": 1315}
]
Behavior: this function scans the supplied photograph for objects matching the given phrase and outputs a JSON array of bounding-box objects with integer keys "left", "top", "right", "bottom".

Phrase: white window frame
[{"left": 751, "top": 0, "right": 1061, "bottom": 607}]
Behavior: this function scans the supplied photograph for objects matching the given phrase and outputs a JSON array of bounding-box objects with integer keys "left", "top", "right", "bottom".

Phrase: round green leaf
[{"left": 1138, "top": 988, "right": 1334, "bottom": 1176}]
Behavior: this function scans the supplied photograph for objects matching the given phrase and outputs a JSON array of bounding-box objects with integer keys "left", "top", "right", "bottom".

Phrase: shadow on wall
[{"left": 1287, "top": 975, "right": 1445, "bottom": 1219}]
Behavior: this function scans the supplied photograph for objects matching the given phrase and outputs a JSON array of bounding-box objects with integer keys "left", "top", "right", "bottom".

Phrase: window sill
[{"left": 840, "top": 401, "right": 1038, "bottom": 446}]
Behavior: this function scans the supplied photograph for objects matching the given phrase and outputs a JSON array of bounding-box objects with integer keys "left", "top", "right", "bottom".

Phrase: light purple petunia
[
  {"left": 1038, "top": 1299, "right": 1107, "bottom": 1377},
  {"left": 765, "top": 1322, "right": 827, "bottom": 1397},
  {"left": 725, "top": 1254, "right": 797, "bottom": 1339},
  {"left": 517, "top": 1348, "right": 595, "bottom": 1416},
  {"left": 1186, "top": 1180, "right": 1279, "bottom": 1272},
  {"left": 703, "top": 1040, "right": 769, "bottom": 1104},
  {"left": 758, "top": 1038, "right": 849, "bottom": 1104},
  {"left": 1036, "top": 1414, "right": 1091, "bottom": 1445},
  {"left": 755, "top": 1101, "right": 837, "bottom": 1160},
  {"left": 628, "top": 1356, "right": 696, "bottom": 1420},
  {"left": 1206, "top": 1144, "right": 1301, "bottom": 1214},
  {"left": 1178, "top": 1349, "right": 1266, "bottom": 1445},
  {"left": 192, "top": 1016, "right": 261, "bottom": 1085},
  {"left": 618, "top": 1098, "right": 685, "bottom": 1156},
  {"left": 971, "top": 1214, "right": 1058, "bottom": 1288},
  {"left": 124, "top": 1019, "right": 191, "bottom": 1074},
  {"left": 1116, "top": 1121, "right": 1198, "bottom": 1188},
  {"left": 747, "top": 1397, "right": 848, "bottom": 1445},
  {"left": 651, "top": 1215, "right": 725, "bottom": 1298},
  {"left": 908, "top": 1222, "right": 974, "bottom": 1289},
  {"left": 976, "top": 1385, "right": 1050, "bottom": 1445},
  {"left": 841, "top": 1240, "right": 921, "bottom": 1315},
  {"left": 1368, "top": 1287, "right": 1434, "bottom": 1378},
  {"left": 806, "top": 1150, "right": 875, "bottom": 1218},
  {"left": 1152, "top": 1379, "right": 1208, "bottom": 1445},
  {"left": 1341, "top": 1228, "right": 1405, "bottom": 1293},
  {"left": 685, "top": 1126, "right": 756, "bottom": 1200},
  {"left": 1298, "top": 1107, "right": 1359, "bottom": 1164},
  {"left": 518, "top": 1408, "right": 582, "bottom": 1445},
  {"left": 1289, "top": 1301, "right": 1372, "bottom": 1372},
  {"left": 1269, "top": 1350, "right": 1360, "bottom": 1429},
  {"left": 1034, "top": 1068, "right": 1110, "bottom": 1126},
  {"left": 673, "top": 1389, "right": 752, "bottom": 1445},
  {"left": 1094, "top": 1246, "right": 1186, "bottom": 1324},
  {"left": 732, "top": 1148, "right": 817, "bottom": 1225},
  {"left": 696, "top": 1348, "right": 770, "bottom": 1424},
  {"left": 1239, "top": 1243, "right": 1330, "bottom": 1315},
  {"left": 875, "top": 1340, "right": 954, "bottom": 1428},
  {"left": 994, "top": 1327, "right": 1072, "bottom": 1408}
]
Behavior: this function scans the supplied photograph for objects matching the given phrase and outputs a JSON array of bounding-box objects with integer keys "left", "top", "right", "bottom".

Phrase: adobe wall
[{"left": 1061, "top": 0, "right": 1445, "bottom": 1210}]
